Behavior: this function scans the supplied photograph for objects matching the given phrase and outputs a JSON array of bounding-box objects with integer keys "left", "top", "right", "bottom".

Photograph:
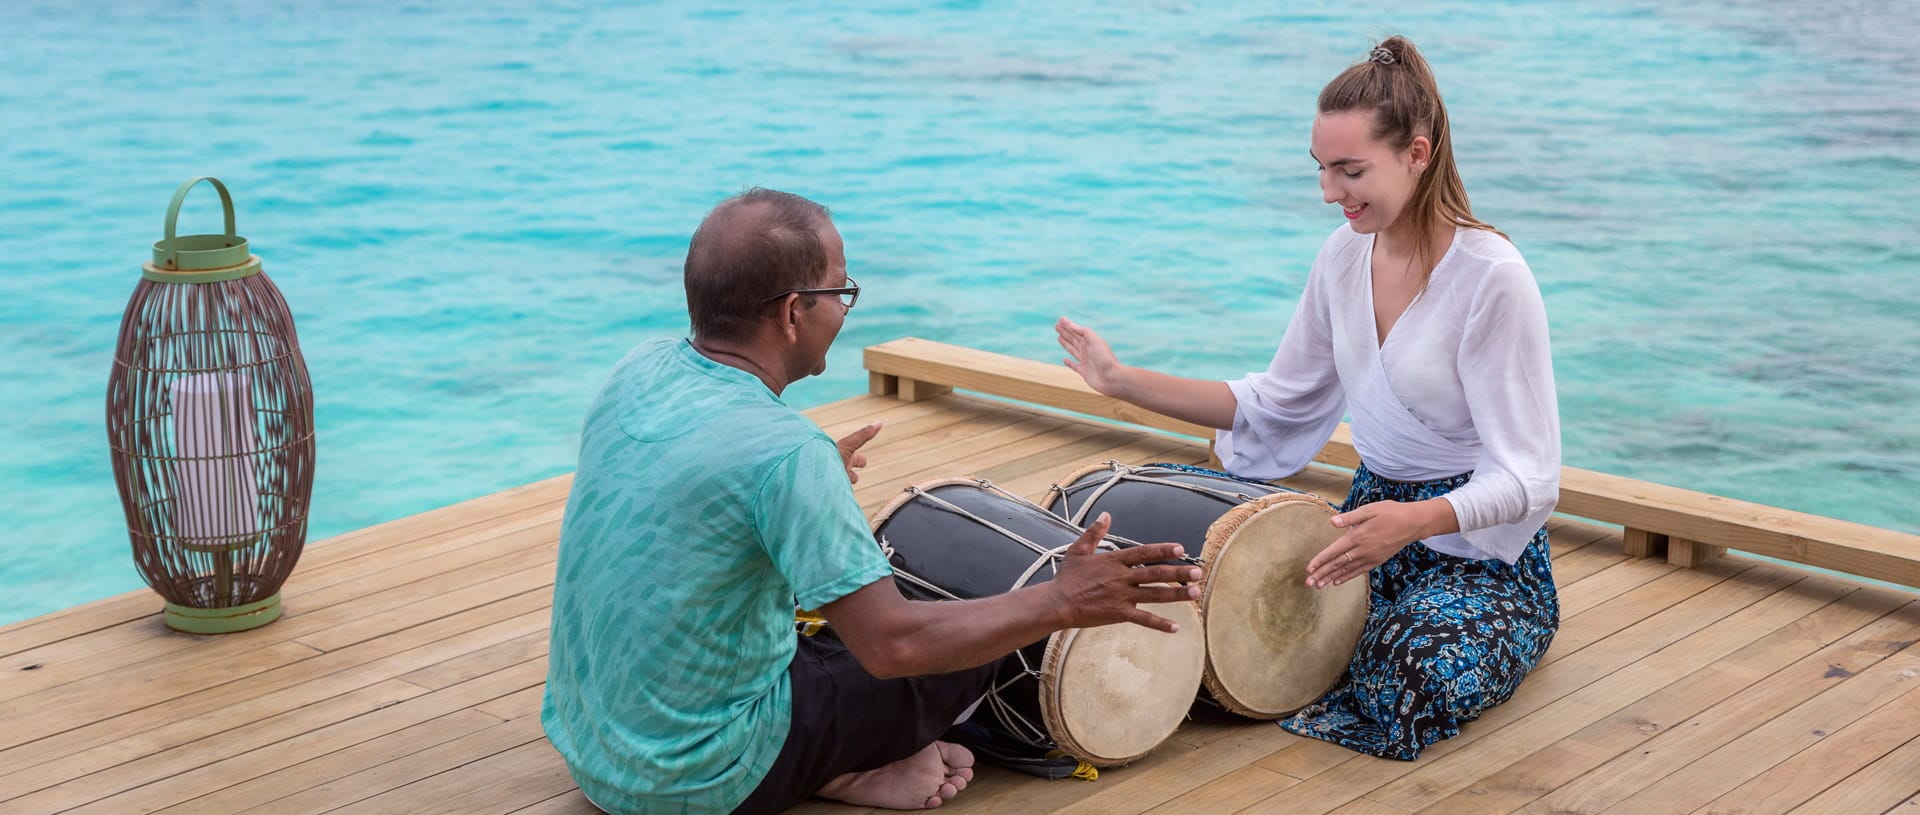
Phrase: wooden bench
[{"left": 864, "top": 337, "right": 1920, "bottom": 589}]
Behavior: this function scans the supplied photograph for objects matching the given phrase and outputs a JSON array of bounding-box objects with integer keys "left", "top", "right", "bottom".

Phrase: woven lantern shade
[{"left": 106, "top": 177, "right": 315, "bottom": 634}]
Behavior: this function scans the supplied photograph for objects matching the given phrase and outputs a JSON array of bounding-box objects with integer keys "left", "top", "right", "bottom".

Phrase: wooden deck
[{"left": 5, "top": 385, "right": 1920, "bottom": 813}]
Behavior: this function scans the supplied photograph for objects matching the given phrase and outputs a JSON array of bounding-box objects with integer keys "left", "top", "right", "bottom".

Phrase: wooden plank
[
  {"left": 1414, "top": 591, "right": 1915, "bottom": 814},
  {"left": 1700, "top": 684, "right": 1920, "bottom": 814},
  {"left": 294, "top": 552, "right": 557, "bottom": 653},
  {"left": 1669, "top": 535, "right": 1726, "bottom": 568},
  {"left": 0, "top": 679, "right": 431, "bottom": 814},
  {"left": 1140, "top": 764, "right": 1300, "bottom": 814},
  {"left": 1516, "top": 602, "right": 1920, "bottom": 814},
  {"left": 151, "top": 709, "right": 509, "bottom": 814},
  {"left": 510, "top": 791, "right": 599, "bottom": 814},
  {"left": 1592, "top": 636, "right": 1920, "bottom": 813},
  {"left": 1546, "top": 560, "right": 1756, "bottom": 661},
  {"left": 0, "top": 474, "right": 567, "bottom": 661},
  {"left": 0, "top": 540, "right": 556, "bottom": 754},
  {"left": 813, "top": 398, "right": 994, "bottom": 450},
  {"left": 475, "top": 684, "right": 545, "bottom": 720},
  {"left": 0, "top": 597, "right": 551, "bottom": 799},
  {"left": 0, "top": 638, "right": 325, "bottom": 757},
  {"left": 1785, "top": 730, "right": 1920, "bottom": 815},
  {"left": 1363, "top": 571, "right": 1855, "bottom": 810},
  {"left": 1043, "top": 722, "right": 1301, "bottom": 815},
  {"left": 1554, "top": 467, "right": 1920, "bottom": 588},
  {"left": 897, "top": 378, "right": 952, "bottom": 402},
  {"left": 853, "top": 419, "right": 1100, "bottom": 509},
  {"left": 50, "top": 658, "right": 549, "bottom": 814},
  {"left": 865, "top": 338, "right": 1216, "bottom": 440},
  {"left": 0, "top": 518, "right": 558, "bottom": 704},
  {"left": 801, "top": 393, "right": 902, "bottom": 427},
  {"left": 208, "top": 715, "right": 547, "bottom": 815},
  {"left": 1232, "top": 561, "right": 1804, "bottom": 814},
  {"left": 399, "top": 630, "right": 549, "bottom": 690},
  {"left": 868, "top": 371, "right": 897, "bottom": 396},
  {"left": 1254, "top": 737, "right": 1355, "bottom": 781},
  {"left": 1554, "top": 556, "right": 1691, "bottom": 619},
  {"left": 864, "top": 338, "right": 1920, "bottom": 588},
  {"left": 1329, "top": 799, "right": 1410, "bottom": 815},
  {"left": 1623, "top": 527, "right": 1668, "bottom": 559},
  {"left": 330, "top": 735, "right": 576, "bottom": 815}
]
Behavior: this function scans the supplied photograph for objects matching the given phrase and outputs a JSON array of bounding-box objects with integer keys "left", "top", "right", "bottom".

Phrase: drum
[
  {"left": 870, "top": 477, "right": 1206, "bottom": 767},
  {"left": 1044, "top": 461, "right": 1366, "bottom": 719}
]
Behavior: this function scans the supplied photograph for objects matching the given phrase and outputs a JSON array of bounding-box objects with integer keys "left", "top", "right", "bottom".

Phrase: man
[{"left": 542, "top": 188, "right": 1200, "bottom": 814}]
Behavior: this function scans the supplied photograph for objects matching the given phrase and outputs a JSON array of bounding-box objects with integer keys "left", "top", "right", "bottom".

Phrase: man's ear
[{"left": 776, "top": 294, "right": 802, "bottom": 343}]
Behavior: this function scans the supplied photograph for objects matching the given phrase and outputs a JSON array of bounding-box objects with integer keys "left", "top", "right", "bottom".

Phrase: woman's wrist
[
  {"left": 1420, "top": 497, "right": 1462, "bottom": 538},
  {"left": 1106, "top": 365, "right": 1141, "bottom": 401}
]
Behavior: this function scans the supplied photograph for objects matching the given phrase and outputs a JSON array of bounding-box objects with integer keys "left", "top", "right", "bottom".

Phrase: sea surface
[{"left": 2, "top": 0, "right": 1916, "bottom": 624}]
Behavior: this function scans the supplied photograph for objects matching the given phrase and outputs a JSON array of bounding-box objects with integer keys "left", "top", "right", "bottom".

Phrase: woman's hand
[
  {"left": 1056, "top": 317, "right": 1130, "bottom": 398},
  {"left": 1305, "top": 498, "right": 1455, "bottom": 589}
]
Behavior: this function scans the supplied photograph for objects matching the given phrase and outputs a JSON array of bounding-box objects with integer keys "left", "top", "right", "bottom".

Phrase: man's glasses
[{"left": 760, "top": 277, "right": 859, "bottom": 309}]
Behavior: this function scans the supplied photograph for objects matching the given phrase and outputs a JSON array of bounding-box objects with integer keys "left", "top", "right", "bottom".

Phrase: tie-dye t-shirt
[{"left": 542, "top": 338, "right": 891, "bottom": 814}]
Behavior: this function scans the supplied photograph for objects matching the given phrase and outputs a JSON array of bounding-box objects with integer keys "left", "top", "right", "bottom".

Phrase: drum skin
[
  {"left": 871, "top": 478, "right": 1205, "bottom": 766},
  {"left": 1044, "top": 463, "right": 1364, "bottom": 719}
]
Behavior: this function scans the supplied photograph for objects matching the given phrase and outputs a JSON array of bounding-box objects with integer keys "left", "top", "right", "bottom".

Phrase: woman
[{"left": 1056, "top": 35, "right": 1560, "bottom": 760}]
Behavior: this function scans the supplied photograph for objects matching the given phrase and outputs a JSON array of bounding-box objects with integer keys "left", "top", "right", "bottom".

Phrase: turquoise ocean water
[{"left": 2, "top": 1, "right": 1916, "bottom": 624}]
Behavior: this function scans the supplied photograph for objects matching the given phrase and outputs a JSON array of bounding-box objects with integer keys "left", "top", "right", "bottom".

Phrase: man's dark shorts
[{"left": 731, "top": 631, "right": 1003, "bottom": 815}]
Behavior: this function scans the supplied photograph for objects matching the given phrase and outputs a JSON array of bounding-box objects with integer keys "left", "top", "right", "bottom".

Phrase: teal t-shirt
[{"left": 542, "top": 338, "right": 892, "bottom": 814}]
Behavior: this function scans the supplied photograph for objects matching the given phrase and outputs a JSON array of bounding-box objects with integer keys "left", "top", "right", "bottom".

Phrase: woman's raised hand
[{"left": 1056, "top": 317, "right": 1129, "bottom": 397}]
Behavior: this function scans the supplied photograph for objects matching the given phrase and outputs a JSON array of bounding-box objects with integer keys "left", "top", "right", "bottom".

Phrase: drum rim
[
  {"left": 1039, "top": 460, "right": 1127, "bottom": 517},
  {"left": 1036, "top": 600, "right": 1206, "bottom": 767},
  {"left": 869, "top": 476, "right": 996, "bottom": 533},
  {"left": 1196, "top": 491, "right": 1361, "bottom": 719}
]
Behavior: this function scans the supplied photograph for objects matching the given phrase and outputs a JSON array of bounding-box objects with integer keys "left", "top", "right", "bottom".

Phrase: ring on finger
[{"left": 1342, "top": 551, "right": 1354, "bottom": 566}]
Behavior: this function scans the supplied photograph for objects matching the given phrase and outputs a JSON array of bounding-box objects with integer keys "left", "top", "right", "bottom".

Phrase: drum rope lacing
[
  {"left": 877, "top": 479, "right": 1140, "bottom": 752},
  {"left": 1047, "top": 462, "right": 1249, "bottom": 565}
]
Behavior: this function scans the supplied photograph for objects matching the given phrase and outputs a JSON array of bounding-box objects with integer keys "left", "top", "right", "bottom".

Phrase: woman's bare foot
[{"left": 816, "top": 741, "right": 974, "bottom": 810}]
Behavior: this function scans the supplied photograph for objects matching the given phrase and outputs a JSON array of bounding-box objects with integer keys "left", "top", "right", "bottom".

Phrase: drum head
[
  {"left": 1199, "top": 493, "right": 1365, "bottom": 719},
  {"left": 1038, "top": 599, "right": 1206, "bottom": 766}
]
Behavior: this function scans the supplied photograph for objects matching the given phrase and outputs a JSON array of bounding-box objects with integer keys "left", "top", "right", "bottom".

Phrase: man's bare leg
[{"left": 816, "top": 741, "right": 975, "bottom": 810}]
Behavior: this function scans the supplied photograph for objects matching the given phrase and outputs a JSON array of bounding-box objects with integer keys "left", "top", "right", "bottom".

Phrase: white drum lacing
[
  {"left": 875, "top": 478, "right": 1130, "bottom": 751},
  {"left": 1046, "top": 461, "right": 1233, "bottom": 563}
]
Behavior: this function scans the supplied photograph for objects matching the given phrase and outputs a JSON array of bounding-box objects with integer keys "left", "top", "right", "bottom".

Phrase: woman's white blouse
[{"left": 1215, "top": 224, "right": 1561, "bottom": 563}]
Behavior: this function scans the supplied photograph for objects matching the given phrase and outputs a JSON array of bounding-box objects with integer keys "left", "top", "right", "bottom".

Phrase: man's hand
[
  {"left": 836, "top": 423, "right": 882, "bottom": 484},
  {"left": 1047, "top": 513, "right": 1200, "bottom": 633}
]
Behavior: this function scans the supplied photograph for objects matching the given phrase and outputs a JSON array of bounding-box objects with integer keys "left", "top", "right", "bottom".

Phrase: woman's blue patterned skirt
[{"left": 1278, "top": 463, "right": 1560, "bottom": 760}]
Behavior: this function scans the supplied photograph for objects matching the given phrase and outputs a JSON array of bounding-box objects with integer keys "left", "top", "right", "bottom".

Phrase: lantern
[{"left": 107, "top": 177, "right": 316, "bottom": 634}]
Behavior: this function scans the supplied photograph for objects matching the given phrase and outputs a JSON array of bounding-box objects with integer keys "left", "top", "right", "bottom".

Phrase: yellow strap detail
[
  {"left": 1043, "top": 750, "right": 1100, "bottom": 781},
  {"left": 794, "top": 608, "right": 828, "bottom": 637}
]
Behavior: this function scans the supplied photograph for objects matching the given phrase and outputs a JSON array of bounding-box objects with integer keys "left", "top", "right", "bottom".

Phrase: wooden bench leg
[
  {"left": 869, "top": 372, "right": 898, "bottom": 397},
  {"left": 1667, "top": 537, "right": 1726, "bottom": 568},
  {"left": 897, "top": 378, "right": 952, "bottom": 403},
  {"left": 1623, "top": 528, "right": 1669, "bottom": 559}
]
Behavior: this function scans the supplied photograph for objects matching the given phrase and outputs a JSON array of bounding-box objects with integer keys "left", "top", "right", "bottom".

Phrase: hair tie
[{"left": 1368, "top": 46, "right": 1396, "bottom": 65}]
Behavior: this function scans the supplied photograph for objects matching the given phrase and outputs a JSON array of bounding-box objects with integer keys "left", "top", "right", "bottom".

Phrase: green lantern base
[{"left": 163, "top": 593, "right": 283, "bottom": 634}]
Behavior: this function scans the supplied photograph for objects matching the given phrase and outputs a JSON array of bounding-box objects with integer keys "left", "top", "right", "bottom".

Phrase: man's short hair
[{"left": 683, "top": 188, "right": 834, "bottom": 342}]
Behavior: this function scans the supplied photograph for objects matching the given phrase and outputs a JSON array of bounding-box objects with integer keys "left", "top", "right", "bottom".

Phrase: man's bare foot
[
  {"left": 934, "top": 741, "right": 975, "bottom": 787},
  {"left": 816, "top": 741, "right": 973, "bottom": 810}
]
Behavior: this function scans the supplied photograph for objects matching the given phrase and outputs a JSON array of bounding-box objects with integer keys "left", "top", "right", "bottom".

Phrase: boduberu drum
[
  {"left": 870, "top": 477, "right": 1206, "bottom": 767},
  {"left": 1045, "top": 461, "right": 1365, "bottom": 719}
]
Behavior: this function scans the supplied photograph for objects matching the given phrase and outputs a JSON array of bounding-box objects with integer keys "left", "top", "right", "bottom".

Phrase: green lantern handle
[{"left": 160, "top": 177, "right": 239, "bottom": 271}]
